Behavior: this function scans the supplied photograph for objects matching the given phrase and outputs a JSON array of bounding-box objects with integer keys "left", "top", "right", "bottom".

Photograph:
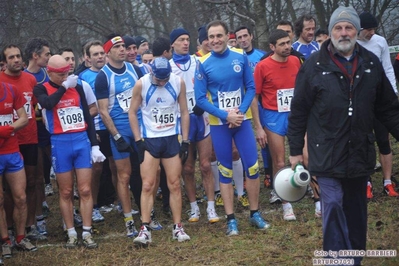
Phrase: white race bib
[
  {"left": 218, "top": 88, "right": 241, "bottom": 111},
  {"left": 150, "top": 106, "right": 176, "bottom": 131},
  {"left": 0, "top": 114, "right": 13, "bottom": 126},
  {"left": 24, "top": 96, "right": 32, "bottom": 119},
  {"left": 277, "top": 88, "right": 294, "bottom": 112},
  {"left": 186, "top": 91, "right": 195, "bottom": 113},
  {"left": 116, "top": 89, "right": 132, "bottom": 113},
  {"left": 57, "top": 107, "right": 85, "bottom": 132}
]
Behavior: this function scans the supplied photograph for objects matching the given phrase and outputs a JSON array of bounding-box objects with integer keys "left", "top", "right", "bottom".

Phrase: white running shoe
[
  {"left": 188, "top": 207, "right": 200, "bottom": 223},
  {"left": 206, "top": 208, "right": 220, "bottom": 223},
  {"left": 172, "top": 224, "right": 190, "bottom": 242},
  {"left": 133, "top": 226, "right": 152, "bottom": 245},
  {"left": 283, "top": 206, "right": 296, "bottom": 221}
]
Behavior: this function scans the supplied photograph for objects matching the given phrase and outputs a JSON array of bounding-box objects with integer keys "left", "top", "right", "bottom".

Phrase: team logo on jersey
[
  {"left": 156, "top": 97, "right": 165, "bottom": 103},
  {"left": 4, "top": 103, "right": 13, "bottom": 108},
  {"left": 196, "top": 73, "right": 203, "bottom": 80},
  {"left": 232, "top": 59, "right": 241, "bottom": 73},
  {"left": 122, "top": 81, "right": 132, "bottom": 89}
]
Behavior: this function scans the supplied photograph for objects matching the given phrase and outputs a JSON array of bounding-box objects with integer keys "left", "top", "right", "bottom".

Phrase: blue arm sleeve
[
  {"left": 238, "top": 55, "right": 255, "bottom": 114},
  {"left": 94, "top": 71, "right": 109, "bottom": 100},
  {"left": 194, "top": 62, "right": 228, "bottom": 120}
]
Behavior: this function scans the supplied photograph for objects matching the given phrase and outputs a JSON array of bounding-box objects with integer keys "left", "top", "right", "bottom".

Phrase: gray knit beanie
[{"left": 328, "top": 6, "right": 361, "bottom": 35}]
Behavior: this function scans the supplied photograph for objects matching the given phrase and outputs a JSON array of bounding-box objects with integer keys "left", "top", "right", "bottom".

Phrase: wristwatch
[
  {"left": 113, "top": 133, "right": 122, "bottom": 141},
  {"left": 182, "top": 139, "right": 190, "bottom": 144}
]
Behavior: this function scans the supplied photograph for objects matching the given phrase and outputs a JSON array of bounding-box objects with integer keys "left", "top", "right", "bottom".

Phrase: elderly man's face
[{"left": 330, "top": 21, "right": 357, "bottom": 56}]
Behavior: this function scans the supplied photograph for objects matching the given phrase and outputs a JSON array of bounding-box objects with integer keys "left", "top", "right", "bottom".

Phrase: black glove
[
  {"left": 192, "top": 105, "right": 204, "bottom": 116},
  {"left": 135, "top": 139, "right": 146, "bottom": 164},
  {"left": 115, "top": 136, "right": 133, "bottom": 153},
  {"left": 179, "top": 141, "right": 190, "bottom": 165}
]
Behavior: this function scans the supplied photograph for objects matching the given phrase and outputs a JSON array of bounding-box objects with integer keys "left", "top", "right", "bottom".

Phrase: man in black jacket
[{"left": 288, "top": 6, "right": 399, "bottom": 265}]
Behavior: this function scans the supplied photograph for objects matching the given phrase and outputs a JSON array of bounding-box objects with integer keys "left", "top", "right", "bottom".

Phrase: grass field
[{"left": 5, "top": 145, "right": 399, "bottom": 266}]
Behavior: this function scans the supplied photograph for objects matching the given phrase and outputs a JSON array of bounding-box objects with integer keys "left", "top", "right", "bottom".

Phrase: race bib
[
  {"left": 24, "top": 96, "right": 32, "bottom": 119},
  {"left": 0, "top": 114, "right": 13, "bottom": 126},
  {"left": 277, "top": 88, "right": 294, "bottom": 112},
  {"left": 57, "top": 107, "right": 85, "bottom": 132},
  {"left": 150, "top": 106, "right": 176, "bottom": 130},
  {"left": 116, "top": 89, "right": 132, "bottom": 113},
  {"left": 13, "top": 96, "right": 32, "bottom": 120},
  {"left": 218, "top": 88, "right": 241, "bottom": 111},
  {"left": 186, "top": 91, "right": 195, "bottom": 113}
]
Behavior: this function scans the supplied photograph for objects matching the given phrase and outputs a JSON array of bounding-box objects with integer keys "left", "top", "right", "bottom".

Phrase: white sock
[
  {"left": 42, "top": 201, "right": 49, "bottom": 208},
  {"left": 124, "top": 213, "right": 132, "bottom": 219},
  {"left": 384, "top": 180, "right": 392, "bottom": 186},
  {"left": 233, "top": 159, "right": 244, "bottom": 197},
  {"left": 207, "top": 201, "right": 215, "bottom": 210},
  {"left": 282, "top": 202, "right": 292, "bottom": 211},
  {"left": 67, "top": 227, "right": 77, "bottom": 237},
  {"left": 315, "top": 201, "right": 321, "bottom": 212},
  {"left": 190, "top": 201, "right": 198, "bottom": 212},
  {"left": 211, "top": 161, "right": 220, "bottom": 191}
]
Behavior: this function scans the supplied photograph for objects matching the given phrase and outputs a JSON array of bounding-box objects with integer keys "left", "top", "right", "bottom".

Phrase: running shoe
[
  {"left": 2, "top": 242, "right": 12, "bottom": 258},
  {"left": 125, "top": 218, "right": 139, "bottom": 238},
  {"left": 16, "top": 238, "right": 37, "bottom": 252},
  {"left": 249, "top": 212, "right": 271, "bottom": 230},
  {"left": 26, "top": 225, "right": 47, "bottom": 241},
  {"left": 37, "top": 220, "right": 48, "bottom": 236},
  {"left": 148, "top": 218, "right": 163, "bottom": 231},
  {"left": 384, "top": 184, "right": 399, "bottom": 197},
  {"left": 206, "top": 208, "right": 220, "bottom": 223},
  {"left": 283, "top": 206, "right": 296, "bottom": 221},
  {"left": 82, "top": 234, "right": 98, "bottom": 249},
  {"left": 215, "top": 193, "right": 224, "bottom": 206},
  {"left": 65, "top": 235, "right": 78, "bottom": 249},
  {"left": 238, "top": 194, "right": 249, "bottom": 207},
  {"left": 116, "top": 203, "right": 139, "bottom": 215},
  {"left": 188, "top": 207, "right": 200, "bottom": 223},
  {"left": 226, "top": 219, "right": 239, "bottom": 236},
  {"left": 269, "top": 190, "right": 282, "bottom": 204},
  {"left": 45, "top": 183, "right": 54, "bottom": 196},
  {"left": 99, "top": 205, "right": 113, "bottom": 213},
  {"left": 92, "top": 208, "right": 105, "bottom": 223},
  {"left": 172, "top": 224, "right": 190, "bottom": 242},
  {"left": 133, "top": 226, "right": 152, "bottom": 245}
]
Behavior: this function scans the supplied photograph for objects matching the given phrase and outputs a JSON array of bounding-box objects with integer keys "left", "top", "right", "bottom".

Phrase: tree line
[{"left": 0, "top": 0, "right": 397, "bottom": 58}]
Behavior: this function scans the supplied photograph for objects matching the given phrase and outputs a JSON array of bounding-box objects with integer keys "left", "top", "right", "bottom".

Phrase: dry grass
[{"left": 5, "top": 143, "right": 399, "bottom": 266}]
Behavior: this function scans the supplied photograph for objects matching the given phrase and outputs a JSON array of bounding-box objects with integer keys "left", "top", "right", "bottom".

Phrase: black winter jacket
[{"left": 288, "top": 39, "right": 399, "bottom": 178}]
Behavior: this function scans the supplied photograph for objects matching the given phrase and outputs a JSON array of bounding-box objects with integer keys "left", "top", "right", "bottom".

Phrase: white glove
[
  {"left": 62, "top": 74, "right": 78, "bottom": 89},
  {"left": 91, "top": 145, "right": 106, "bottom": 163}
]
